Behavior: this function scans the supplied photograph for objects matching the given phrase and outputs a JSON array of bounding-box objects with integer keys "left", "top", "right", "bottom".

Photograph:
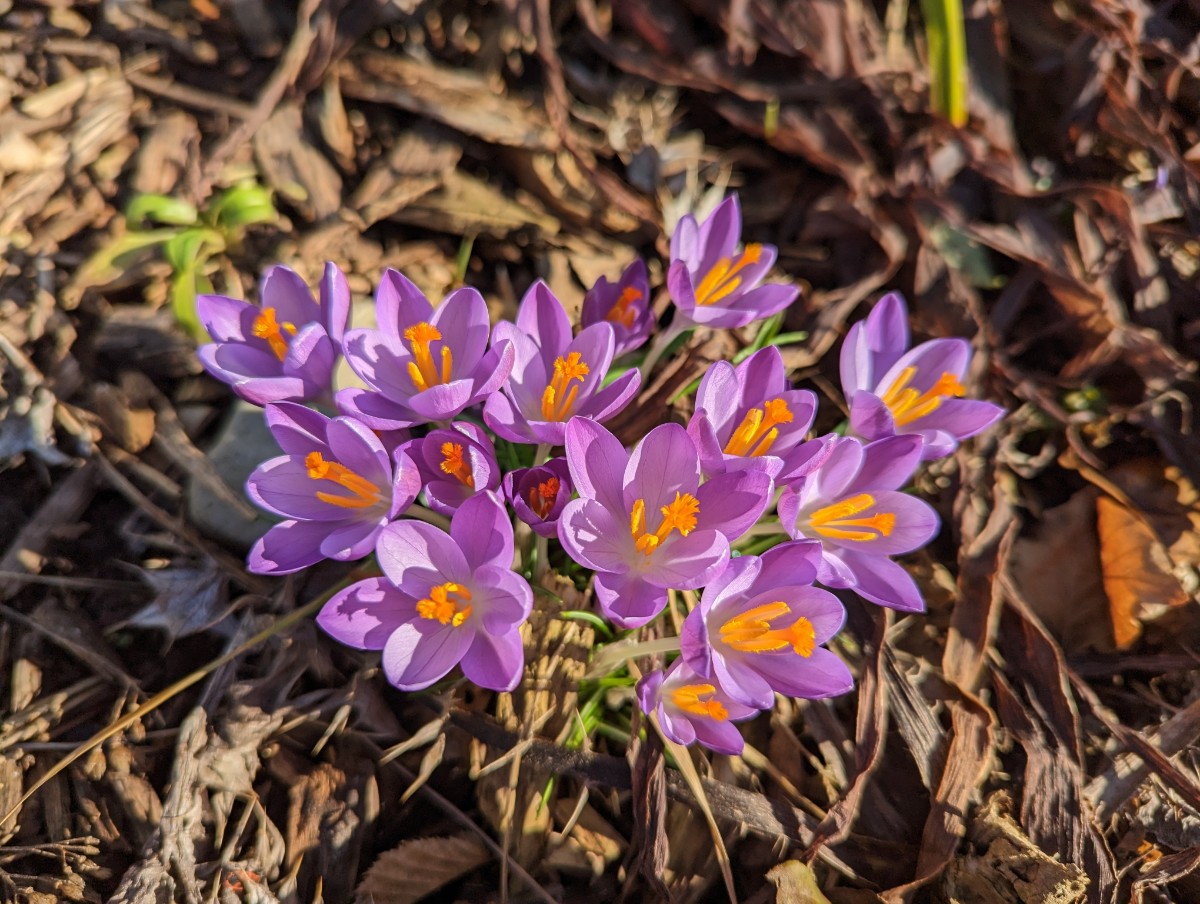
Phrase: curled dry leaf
[{"left": 353, "top": 833, "right": 490, "bottom": 904}]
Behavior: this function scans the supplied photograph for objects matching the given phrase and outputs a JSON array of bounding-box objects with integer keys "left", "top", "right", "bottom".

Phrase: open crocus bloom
[
  {"left": 316, "top": 492, "right": 533, "bottom": 692},
  {"left": 198, "top": 262, "right": 350, "bottom": 405},
  {"left": 336, "top": 269, "right": 515, "bottom": 429},
  {"left": 777, "top": 434, "right": 939, "bottom": 612},
  {"left": 404, "top": 421, "right": 500, "bottom": 516},
  {"left": 636, "top": 659, "right": 759, "bottom": 755},
  {"left": 680, "top": 543, "right": 853, "bottom": 709},
  {"left": 558, "top": 418, "right": 771, "bottom": 628},
  {"left": 687, "top": 346, "right": 829, "bottom": 482},
  {"left": 580, "top": 259, "right": 653, "bottom": 357},
  {"left": 841, "top": 292, "right": 1005, "bottom": 459},
  {"left": 503, "top": 458, "right": 573, "bottom": 538},
  {"left": 245, "top": 402, "right": 421, "bottom": 574},
  {"left": 666, "top": 195, "right": 797, "bottom": 330},
  {"left": 484, "top": 281, "right": 640, "bottom": 446}
]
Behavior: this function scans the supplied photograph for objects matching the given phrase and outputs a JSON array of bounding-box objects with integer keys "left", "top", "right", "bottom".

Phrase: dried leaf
[
  {"left": 354, "top": 834, "right": 490, "bottom": 904},
  {"left": 768, "top": 860, "right": 832, "bottom": 904},
  {"left": 1095, "top": 495, "right": 1188, "bottom": 648}
]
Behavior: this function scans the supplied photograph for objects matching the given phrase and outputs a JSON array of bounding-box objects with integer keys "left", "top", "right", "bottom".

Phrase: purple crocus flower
[
  {"left": 337, "top": 270, "right": 515, "bottom": 430},
  {"left": 245, "top": 402, "right": 421, "bottom": 575},
  {"left": 687, "top": 346, "right": 829, "bottom": 482},
  {"left": 841, "top": 292, "right": 1005, "bottom": 460},
  {"left": 558, "top": 418, "right": 772, "bottom": 629},
  {"left": 316, "top": 492, "right": 532, "bottom": 692},
  {"left": 636, "top": 660, "right": 759, "bottom": 755},
  {"left": 503, "top": 458, "right": 572, "bottom": 537},
  {"left": 666, "top": 195, "right": 797, "bottom": 330},
  {"left": 198, "top": 263, "right": 350, "bottom": 405},
  {"left": 404, "top": 421, "right": 500, "bottom": 516},
  {"left": 580, "top": 259, "right": 653, "bottom": 357},
  {"left": 483, "top": 282, "right": 641, "bottom": 446},
  {"left": 777, "top": 435, "right": 939, "bottom": 612},
  {"left": 679, "top": 542, "right": 854, "bottom": 709}
]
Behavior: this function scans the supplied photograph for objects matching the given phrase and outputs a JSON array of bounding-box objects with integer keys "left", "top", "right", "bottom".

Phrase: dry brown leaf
[
  {"left": 1008, "top": 488, "right": 1113, "bottom": 652},
  {"left": 354, "top": 834, "right": 490, "bottom": 904},
  {"left": 768, "top": 860, "right": 832, "bottom": 904},
  {"left": 1095, "top": 495, "right": 1189, "bottom": 649}
]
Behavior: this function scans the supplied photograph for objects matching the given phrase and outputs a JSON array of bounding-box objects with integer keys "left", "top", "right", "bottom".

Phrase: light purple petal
[
  {"left": 557, "top": 499, "right": 632, "bottom": 573},
  {"left": 874, "top": 338, "right": 972, "bottom": 397},
  {"left": 747, "top": 646, "right": 855, "bottom": 700},
  {"left": 389, "top": 448, "right": 423, "bottom": 518},
  {"left": 334, "top": 387, "right": 416, "bottom": 431},
  {"left": 280, "top": 322, "right": 335, "bottom": 390},
  {"left": 247, "top": 456, "right": 345, "bottom": 521},
  {"left": 321, "top": 261, "right": 351, "bottom": 345},
  {"left": 694, "top": 469, "right": 773, "bottom": 540},
  {"left": 374, "top": 270, "right": 434, "bottom": 340},
  {"left": 687, "top": 412, "right": 729, "bottom": 478},
  {"left": 910, "top": 399, "right": 1006, "bottom": 443},
  {"left": 848, "top": 390, "right": 897, "bottom": 443},
  {"left": 320, "top": 518, "right": 383, "bottom": 561},
  {"left": 753, "top": 540, "right": 823, "bottom": 590},
  {"left": 483, "top": 390, "right": 536, "bottom": 445},
  {"left": 564, "top": 418, "right": 628, "bottom": 515},
  {"left": 593, "top": 572, "right": 667, "bottom": 629},
  {"left": 325, "top": 416, "right": 392, "bottom": 488},
  {"left": 475, "top": 565, "right": 533, "bottom": 633},
  {"left": 853, "top": 435, "right": 924, "bottom": 492},
  {"left": 643, "top": 529, "right": 728, "bottom": 590},
  {"left": 462, "top": 629, "right": 524, "bottom": 692},
  {"left": 430, "top": 287, "right": 490, "bottom": 376},
  {"left": 580, "top": 368, "right": 641, "bottom": 423},
  {"left": 623, "top": 423, "right": 700, "bottom": 515},
  {"left": 264, "top": 402, "right": 331, "bottom": 457},
  {"left": 693, "top": 360, "right": 741, "bottom": 442},
  {"left": 832, "top": 548, "right": 927, "bottom": 612},
  {"left": 198, "top": 294, "right": 258, "bottom": 343},
  {"left": 516, "top": 281, "right": 572, "bottom": 359},
  {"left": 247, "top": 519, "right": 330, "bottom": 574},
  {"left": 261, "top": 265, "right": 320, "bottom": 327},
  {"left": 381, "top": 620, "right": 472, "bottom": 690},
  {"left": 377, "top": 520, "right": 469, "bottom": 589},
  {"left": 317, "top": 577, "right": 414, "bottom": 651},
  {"left": 864, "top": 292, "right": 910, "bottom": 378},
  {"left": 452, "top": 492, "right": 513, "bottom": 571}
]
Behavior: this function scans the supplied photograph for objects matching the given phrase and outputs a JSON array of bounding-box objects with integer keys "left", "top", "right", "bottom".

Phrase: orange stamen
[
  {"left": 528, "top": 476, "right": 560, "bottom": 519},
  {"left": 694, "top": 244, "right": 764, "bottom": 307},
  {"left": 630, "top": 492, "right": 700, "bottom": 556},
  {"left": 723, "top": 397, "right": 794, "bottom": 457},
  {"left": 670, "top": 683, "right": 728, "bottom": 720},
  {"left": 403, "top": 322, "right": 453, "bottom": 392},
  {"left": 416, "top": 582, "right": 473, "bottom": 626},
  {"left": 540, "top": 352, "right": 590, "bottom": 422},
  {"left": 305, "top": 451, "right": 382, "bottom": 509},
  {"left": 881, "top": 367, "right": 966, "bottom": 427},
  {"left": 809, "top": 493, "right": 895, "bottom": 542},
  {"left": 606, "top": 286, "right": 642, "bottom": 329},
  {"left": 439, "top": 442, "right": 474, "bottom": 488},
  {"left": 251, "top": 307, "right": 298, "bottom": 360},
  {"left": 719, "top": 601, "right": 815, "bottom": 655}
]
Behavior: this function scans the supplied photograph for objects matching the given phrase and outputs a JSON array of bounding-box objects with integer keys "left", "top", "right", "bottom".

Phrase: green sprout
[{"left": 80, "top": 182, "right": 278, "bottom": 339}]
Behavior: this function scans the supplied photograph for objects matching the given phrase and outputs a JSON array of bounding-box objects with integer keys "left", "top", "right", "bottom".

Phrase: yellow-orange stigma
[
  {"left": 416, "top": 582, "right": 473, "bottom": 626},
  {"left": 881, "top": 367, "right": 966, "bottom": 427},
  {"left": 403, "top": 321, "right": 452, "bottom": 392},
  {"left": 719, "top": 601, "right": 815, "bottom": 656},
  {"left": 305, "top": 451, "right": 382, "bottom": 509},
  {"left": 540, "top": 352, "right": 590, "bottom": 422},
  {"left": 630, "top": 492, "right": 700, "bottom": 556},
  {"left": 439, "top": 442, "right": 474, "bottom": 488},
  {"left": 694, "top": 244, "right": 764, "bottom": 307},
  {"left": 809, "top": 493, "right": 896, "bottom": 542},
  {"left": 670, "top": 683, "right": 728, "bottom": 720},
  {"left": 606, "top": 286, "right": 642, "bottom": 330},
  {"left": 251, "top": 307, "right": 298, "bottom": 361},
  {"left": 528, "top": 476, "right": 560, "bottom": 519},
  {"left": 723, "top": 398, "right": 794, "bottom": 457}
]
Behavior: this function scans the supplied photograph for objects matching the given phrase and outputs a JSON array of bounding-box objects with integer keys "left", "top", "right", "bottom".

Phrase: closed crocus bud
[{"left": 503, "top": 458, "right": 572, "bottom": 537}]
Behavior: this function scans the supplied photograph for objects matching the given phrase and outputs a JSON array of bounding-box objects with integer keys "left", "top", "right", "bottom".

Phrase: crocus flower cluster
[{"left": 197, "top": 193, "right": 1003, "bottom": 752}]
